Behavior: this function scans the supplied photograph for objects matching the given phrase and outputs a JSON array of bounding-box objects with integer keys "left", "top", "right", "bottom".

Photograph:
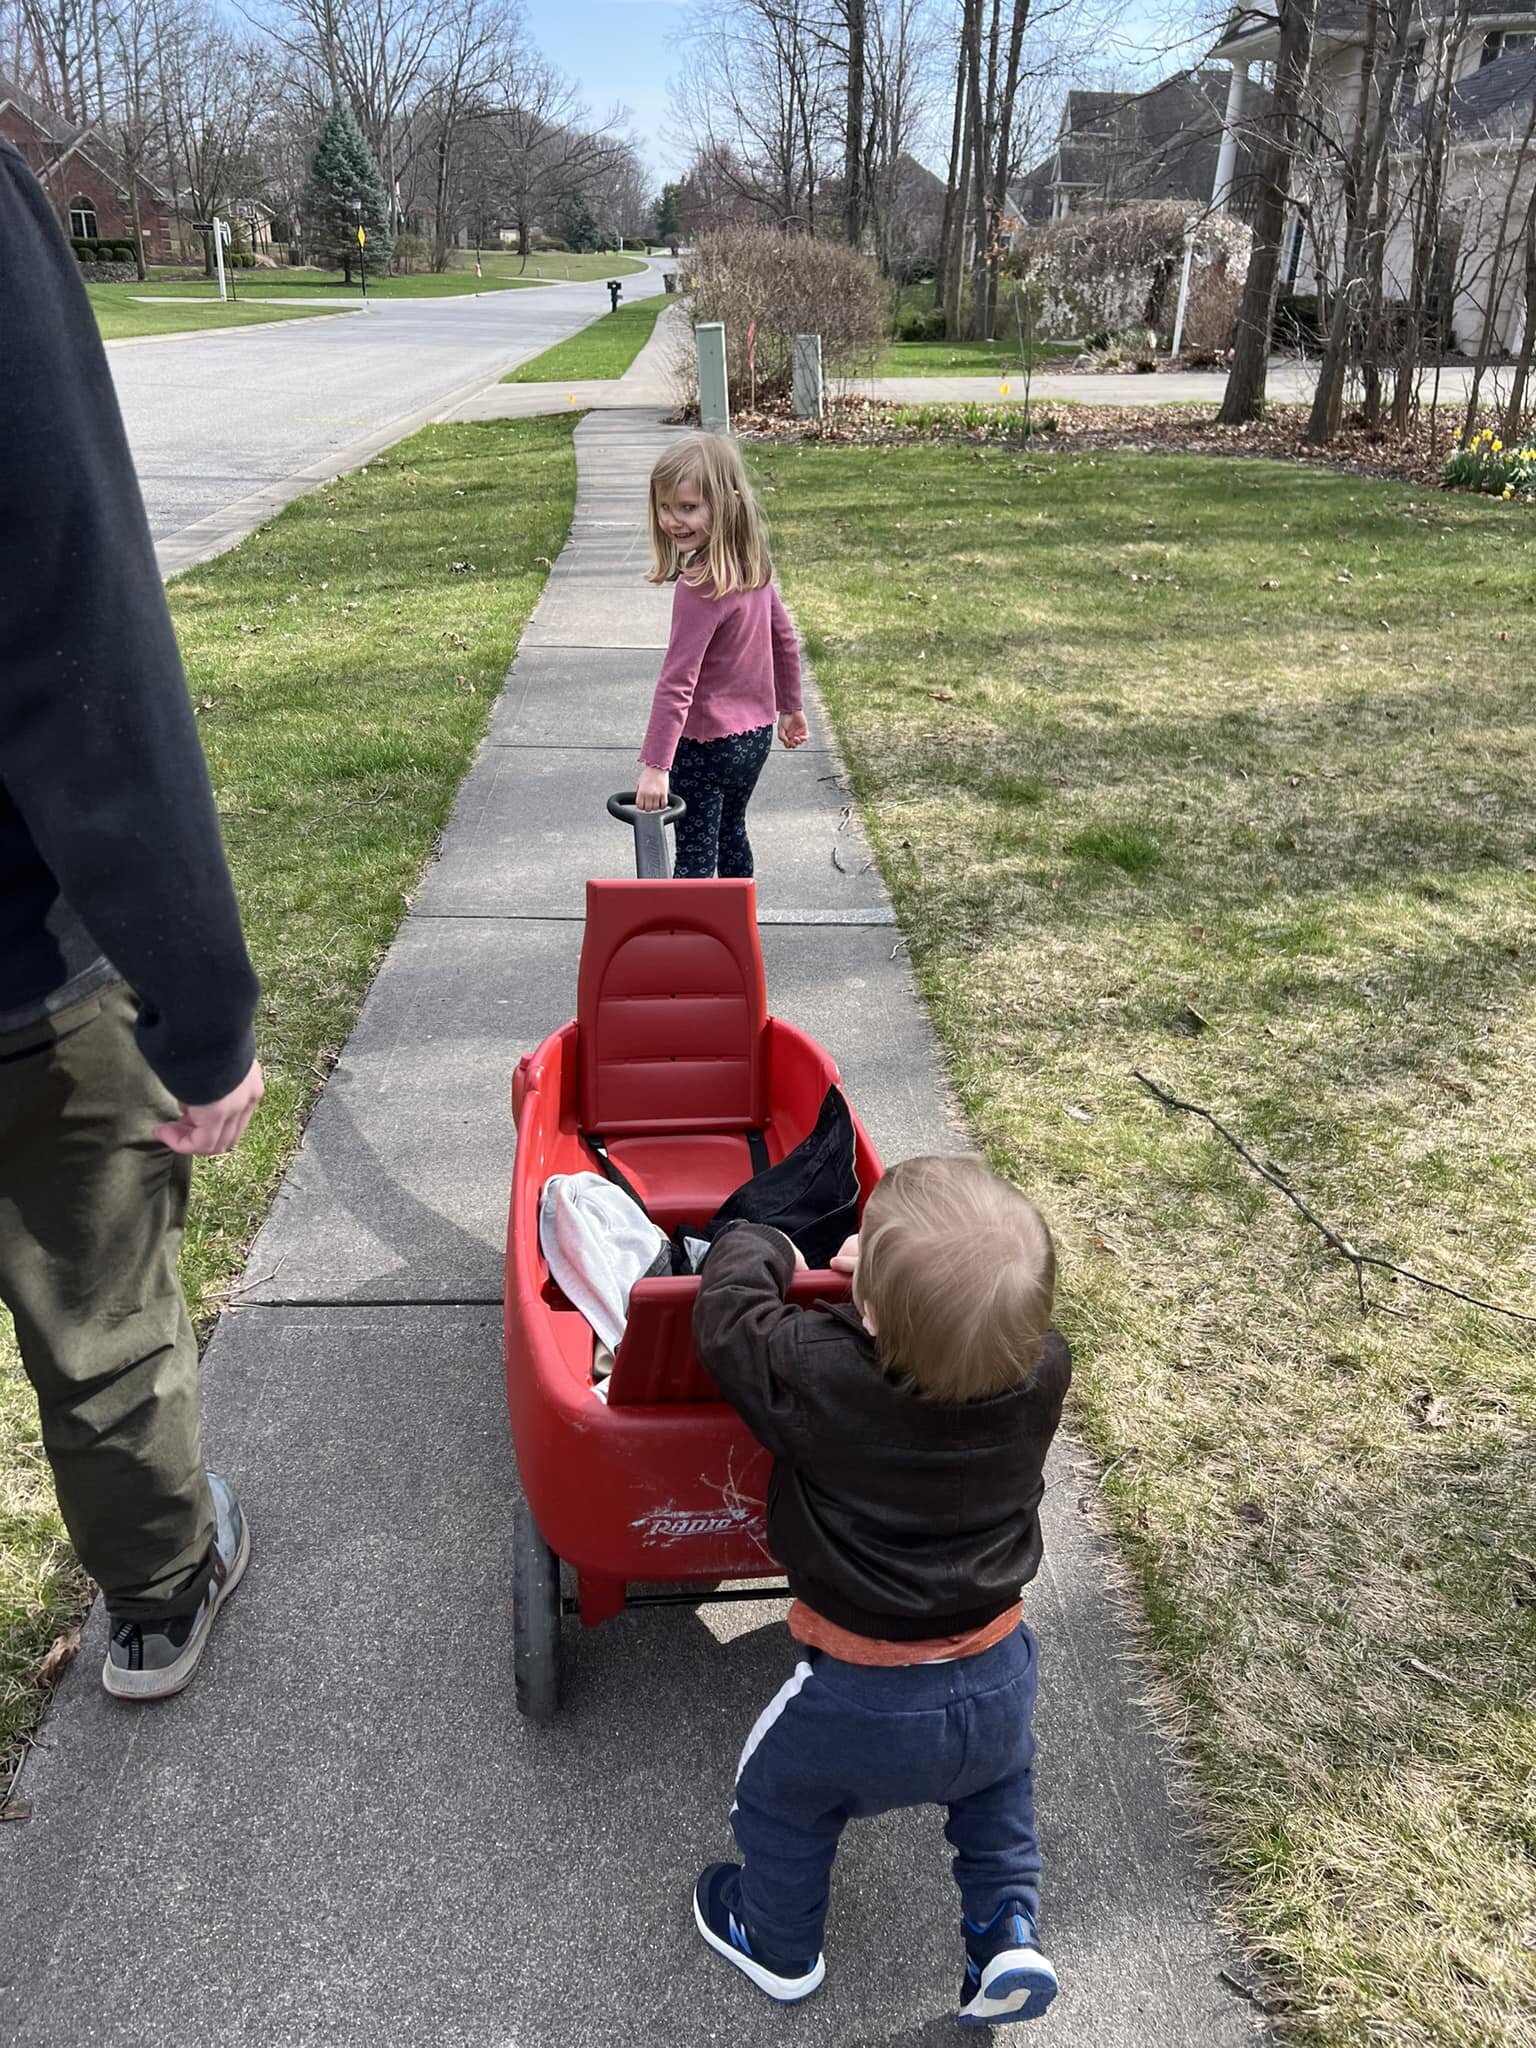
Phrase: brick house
[{"left": 0, "top": 75, "right": 171, "bottom": 258}]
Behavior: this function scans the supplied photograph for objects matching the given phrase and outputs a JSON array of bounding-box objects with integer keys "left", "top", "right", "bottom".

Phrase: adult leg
[
  {"left": 0, "top": 982, "right": 216, "bottom": 1619},
  {"left": 667, "top": 737, "right": 725, "bottom": 879},
  {"left": 714, "top": 726, "right": 774, "bottom": 881}
]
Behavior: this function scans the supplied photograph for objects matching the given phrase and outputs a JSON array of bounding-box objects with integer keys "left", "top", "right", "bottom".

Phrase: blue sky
[
  {"left": 521, "top": 0, "right": 692, "bottom": 182},
  {"left": 520, "top": 0, "right": 1205, "bottom": 188}
]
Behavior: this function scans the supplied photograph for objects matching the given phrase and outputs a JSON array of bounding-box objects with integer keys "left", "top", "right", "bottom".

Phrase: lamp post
[{"left": 351, "top": 194, "right": 367, "bottom": 301}]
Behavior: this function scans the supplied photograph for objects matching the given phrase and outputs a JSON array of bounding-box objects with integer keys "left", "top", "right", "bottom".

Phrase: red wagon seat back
[{"left": 578, "top": 879, "right": 768, "bottom": 1136}]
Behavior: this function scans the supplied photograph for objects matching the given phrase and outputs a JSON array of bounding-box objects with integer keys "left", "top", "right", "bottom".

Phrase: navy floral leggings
[{"left": 669, "top": 724, "right": 775, "bottom": 879}]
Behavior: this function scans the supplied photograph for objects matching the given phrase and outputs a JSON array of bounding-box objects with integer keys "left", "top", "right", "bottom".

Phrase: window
[
  {"left": 68, "top": 200, "right": 98, "bottom": 239},
  {"left": 1482, "top": 30, "right": 1535, "bottom": 67},
  {"left": 1398, "top": 38, "right": 1424, "bottom": 107}
]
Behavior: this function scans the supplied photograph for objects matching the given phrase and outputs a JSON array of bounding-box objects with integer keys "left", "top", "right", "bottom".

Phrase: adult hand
[
  {"left": 154, "top": 1059, "right": 264, "bottom": 1157},
  {"left": 829, "top": 1234, "right": 860, "bottom": 1274},
  {"left": 778, "top": 711, "right": 810, "bottom": 750},
  {"left": 636, "top": 765, "right": 670, "bottom": 812}
]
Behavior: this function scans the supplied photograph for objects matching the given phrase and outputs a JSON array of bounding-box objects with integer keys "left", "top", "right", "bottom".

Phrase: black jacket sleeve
[
  {"left": 692, "top": 1224, "right": 811, "bottom": 1457},
  {"left": 0, "top": 144, "right": 258, "bottom": 1101}
]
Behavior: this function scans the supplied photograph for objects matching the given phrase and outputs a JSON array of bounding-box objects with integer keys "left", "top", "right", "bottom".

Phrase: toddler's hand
[
  {"left": 829, "top": 1234, "right": 859, "bottom": 1274},
  {"left": 635, "top": 765, "right": 670, "bottom": 812},
  {"left": 778, "top": 711, "right": 810, "bottom": 750}
]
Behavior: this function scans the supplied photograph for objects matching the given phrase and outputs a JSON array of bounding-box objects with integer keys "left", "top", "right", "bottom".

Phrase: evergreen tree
[
  {"left": 651, "top": 182, "right": 682, "bottom": 251},
  {"left": 559, "top": 191, "right": 601, "bottom": 253},
  {"left": 301, "top": 100, "right": 394, "bottom": 282}
]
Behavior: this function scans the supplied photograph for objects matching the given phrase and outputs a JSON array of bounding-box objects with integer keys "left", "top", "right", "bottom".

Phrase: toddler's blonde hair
[
  {"left": 855, "top": 1155, "right": 1056, "bottom": 1405},
  {"left": 648, "top": 432, "right": 770, "bottom": 596}
]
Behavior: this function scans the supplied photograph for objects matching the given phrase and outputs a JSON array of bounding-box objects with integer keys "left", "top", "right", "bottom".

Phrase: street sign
[
  {"left": 191, "top": 219, "right": 214, "bottom": 233},
  {"left": 357, "top": 226, "right": 367, "bottom": 247}
]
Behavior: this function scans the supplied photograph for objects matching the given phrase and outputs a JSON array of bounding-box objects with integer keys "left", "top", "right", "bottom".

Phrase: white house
[{"left": 1209, "top": 3, "right": 1536, "bottom": 353}]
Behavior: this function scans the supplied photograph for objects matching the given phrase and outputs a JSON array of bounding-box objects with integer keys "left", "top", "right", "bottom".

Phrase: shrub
[
  {"left": 111, "top": 244, "right": 137, "bottom": 264},
  {"left": 1273, "top": 292, "right": 1323, "bottom": 350},
  {"left": 1179, "top": 267, "right": 1239, "bottom": 353},
  {"left": 621, "top": 236, "right": 648, "bottom": 252},
  {"left": 688, "top": 226, "right": 887, "bottom": 403},
  {"left": 229, "top": 251, "right": 257, "bottom": 268},
  {"left": 1009, "top": 201, "right": 1251, "bottom": 345},
  {"left": 1443, "top": 428, "right": 1534, "bottom": 501},
  {"left": 391, "top": 230, "right": 429, "bottom": 274},
  {"left": 533, "top": 235, "right": 571, "bottom": 253},
  {"left": 896, "top": 304, "right": 947, "bottom": 343}
]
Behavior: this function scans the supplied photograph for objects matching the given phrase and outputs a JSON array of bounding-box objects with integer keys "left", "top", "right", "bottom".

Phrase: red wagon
[{"left": 503, "top": 797, "right": 882, "bottom": 1720}]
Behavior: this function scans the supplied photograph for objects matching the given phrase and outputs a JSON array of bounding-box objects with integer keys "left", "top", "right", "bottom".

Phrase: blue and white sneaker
[
  {"left": 958, "top": 1901, "right": 1058, "bottom": 2025},
  {"left": 693, "top": 1862, "right": 825, "bottom": 2002},
  {"left": 103, "top": 1472, "right": 250, "bottom": 1702}
]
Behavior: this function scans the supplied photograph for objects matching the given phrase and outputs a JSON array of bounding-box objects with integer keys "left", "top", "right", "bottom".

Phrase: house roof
[
  {"left": 1403, "top": 44, "right": 1536, "bottom": 141},
  {"left": 1050, "top": 69, "right": 1267, "bottom": 202},
  {"left": 0, "top": 72, "right": 169, "bottom": 201}
]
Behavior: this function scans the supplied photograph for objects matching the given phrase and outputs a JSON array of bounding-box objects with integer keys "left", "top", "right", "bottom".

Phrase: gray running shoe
[{"left": 102, "top": 1472, "right": 250, "bottom": 1702}]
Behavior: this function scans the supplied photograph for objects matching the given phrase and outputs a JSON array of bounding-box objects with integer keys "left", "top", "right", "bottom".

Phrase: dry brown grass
[{"left": 751, "top": 438, "right": 1536, "bottom": 2048}]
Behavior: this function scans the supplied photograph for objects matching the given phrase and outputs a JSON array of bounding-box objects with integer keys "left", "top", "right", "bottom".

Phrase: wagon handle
[{"left": 607, "top": 791, "right": 688, "bottom": 880}]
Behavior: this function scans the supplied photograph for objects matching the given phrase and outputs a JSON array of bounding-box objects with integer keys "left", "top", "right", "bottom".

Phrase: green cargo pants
[{"left": 0, "top": 979, "right": 215, "bottom": 1619}]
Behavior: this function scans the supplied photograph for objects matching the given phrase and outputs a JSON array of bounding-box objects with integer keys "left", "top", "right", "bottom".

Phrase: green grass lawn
[
  {"left": 128, "top": 267, "right": 550, "bottom": 301},
  {"left": 503, "top": 295, "right": 667, "bottom": 383},
  {"left": 458, "top": 249, "right": 650, "bottom": 282},
  {"left": 752, "top": 441, "right": 1536, "bottom": 2048},
  {"left": 0, "top": 415, "right": 579, "bottom": 1795},
  {"left": 89, "top": 287, "right": 343, "bottom": 341},
  {"left": 877, "top": 337, "right": 1079, "bottom": 377}
]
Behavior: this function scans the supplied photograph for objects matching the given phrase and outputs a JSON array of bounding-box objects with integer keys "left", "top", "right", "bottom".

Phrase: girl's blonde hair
[
  {"left": 854, "top": 1155, "right": 1056, "bottom": 1405},
  {"left": 647, "top": 432, "right": 771, "bottom": 596}
]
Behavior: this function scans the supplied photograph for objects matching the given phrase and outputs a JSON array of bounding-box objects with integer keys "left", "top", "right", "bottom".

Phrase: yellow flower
[
  {"left": 1492, "top": 439, "right": 1503, "bottom": 452},
  {"left": 1503, "top": 485, "right": 1515, "bottom": 499}
]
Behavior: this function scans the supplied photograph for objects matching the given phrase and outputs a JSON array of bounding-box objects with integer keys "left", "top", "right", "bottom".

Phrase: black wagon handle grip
[{"left": 607, "top": 790, "right": 687, "bottom": 879}]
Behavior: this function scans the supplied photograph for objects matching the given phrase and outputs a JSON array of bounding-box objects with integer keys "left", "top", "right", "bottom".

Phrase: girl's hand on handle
[
  {"left": 636, "top": 765, "right": 670, "bottom": 812},
  {"left": 829, "top": 1234, "right": 860, "bottom": 1275},
  {"left": 778, "top": 711, "right": 809, "bottom": 750}
]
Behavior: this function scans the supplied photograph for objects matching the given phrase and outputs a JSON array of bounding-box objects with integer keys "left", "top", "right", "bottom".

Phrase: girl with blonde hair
[{"left": 634, "top": 433, "right": 808, "bottom": 879}]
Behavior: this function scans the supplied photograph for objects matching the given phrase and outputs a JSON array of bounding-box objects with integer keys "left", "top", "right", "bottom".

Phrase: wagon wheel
[{"left": 512, "top": 1495, "right": 562, "bottom": 1724}]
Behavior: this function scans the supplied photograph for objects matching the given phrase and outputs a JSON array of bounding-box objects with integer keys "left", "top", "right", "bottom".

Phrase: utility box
[
  {"left": 792, "top": 334, "right": 824, "bottom": 421},
  {"left": 696, "top": 321, "right": 730, "bottom": 434}
]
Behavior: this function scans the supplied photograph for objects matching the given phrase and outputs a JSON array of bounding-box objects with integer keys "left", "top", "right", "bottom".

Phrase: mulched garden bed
[{"left": 711, "top": 393, "right": 1498, "bottom": 491}]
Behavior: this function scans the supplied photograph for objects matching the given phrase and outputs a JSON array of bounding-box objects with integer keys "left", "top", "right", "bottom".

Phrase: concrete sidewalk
[{"left": 0, "top": 408, "right": 1264, "bottom": 2048}]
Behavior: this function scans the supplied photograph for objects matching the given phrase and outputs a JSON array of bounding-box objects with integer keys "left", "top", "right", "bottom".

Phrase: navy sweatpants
[
  {"left": 669, "top": 724, "right": 774, "bottom": 879},
  {"left": 730, "top": 1625, "right": 1041, "bottom": 1958}
]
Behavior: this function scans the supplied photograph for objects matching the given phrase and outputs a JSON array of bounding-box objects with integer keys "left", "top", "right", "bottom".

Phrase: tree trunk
[
  {"left": 1499, "top": 212, "right": 1536, "bottom": 440},
  {"left": 937, "top": 21, "right": 969, "bottom": 322},
  {"left": 966, "top": 0, "right": 992, "bottom": 339},
  {"left": 944, "top": 0, "right": 979, "bottom": 339},
  {"left": 127, "top": 174, "right": 146, "bottom": 281},
  {"left": 844, "top": 0, "right": 866, "bottom": 246},
  {"left": 1218, "top": 0, "right": 1319, "bottom": 425},
  {"left": 1308, "top": 0, "right": 1416, "bottom": 443}
]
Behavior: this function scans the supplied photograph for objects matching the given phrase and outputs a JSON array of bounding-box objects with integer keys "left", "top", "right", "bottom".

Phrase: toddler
[
  {"left": 634, "top": 433, "right": 808, "bottom": 878},
  {"left": 690, "top": 1153, "right": 1072, "bottom": 2025}
]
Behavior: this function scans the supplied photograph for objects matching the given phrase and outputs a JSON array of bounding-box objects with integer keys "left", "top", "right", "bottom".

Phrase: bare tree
[
  {"left": 1217, "top": 0, "right": 1318, "bottom": 426},
  {"left": 671, "top": 0, "right": 839, "bottom": 231},
  {"left": 256, "top": 0, "right": 451, "bottom": 216},
  {"left": 473, "top": 61, "right": 627, "bottom": 259}
]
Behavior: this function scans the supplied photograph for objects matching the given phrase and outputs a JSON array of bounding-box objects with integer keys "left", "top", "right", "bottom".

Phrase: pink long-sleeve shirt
[{"left": 639, "top": 573, "right": 804, "bottom": 772}]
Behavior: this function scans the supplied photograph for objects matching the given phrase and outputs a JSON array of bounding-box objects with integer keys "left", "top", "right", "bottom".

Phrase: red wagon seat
[{"left": 577, "top": 878, "right": 772, "bottom": 1227}]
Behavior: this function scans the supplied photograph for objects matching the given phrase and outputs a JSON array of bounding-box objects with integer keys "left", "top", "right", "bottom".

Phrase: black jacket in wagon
[{"left": 692, "top": 1223, "right": 1072, "bottom": 1643}]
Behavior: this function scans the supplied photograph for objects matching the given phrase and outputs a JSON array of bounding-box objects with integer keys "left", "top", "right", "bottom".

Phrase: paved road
[
  {"left": 860, "top": 357, "right": 1480, "bottom": 407},
  {"left": 109, "top": 263, "right": 666, "bottom": 568}
]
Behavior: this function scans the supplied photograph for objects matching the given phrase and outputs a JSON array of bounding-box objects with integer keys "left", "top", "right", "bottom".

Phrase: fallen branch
[{"left": 1132, "top": 1072, "right": 1536, "bottom": 1327}]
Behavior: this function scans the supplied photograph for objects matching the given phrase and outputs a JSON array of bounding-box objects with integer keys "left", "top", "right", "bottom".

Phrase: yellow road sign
[{"left": 357, "top": 226, "right": 367, "bottom": 246}]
